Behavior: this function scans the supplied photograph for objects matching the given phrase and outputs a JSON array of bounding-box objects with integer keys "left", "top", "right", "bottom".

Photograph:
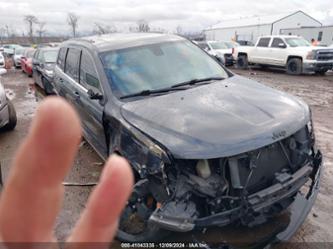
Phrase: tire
[
  {"left": 42, "top": 77, "right": 54, "bottom": 95},
  {"left": 1, "top": 100, "right": 17, "bottom": 131},
  {"left": 287, "top": 58, "right": 302, "bottom": 75},
  {"left": 237, "top": 55, "right": 248, "bottom": 69},
  {"left": 315, "top": 70, "right": 328, "bottom": 75},
  {"left": 116, "top": 179, "right": 170, "bottom": 242}
]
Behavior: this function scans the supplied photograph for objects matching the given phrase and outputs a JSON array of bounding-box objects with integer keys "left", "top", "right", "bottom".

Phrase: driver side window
[
  {"left": 271, "top": 38, "right": 286, "bottom": 48},
  {"left": 80, "top": 51, "right": 101, "bottom": 92}
]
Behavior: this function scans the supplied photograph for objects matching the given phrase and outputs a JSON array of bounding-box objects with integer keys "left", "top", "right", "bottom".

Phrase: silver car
[
  {"left": 0, "top": 69, "right": 17, "bottom": 131},
  {"left": 0, "top": 53, "right": 5, "bottom": 68}
]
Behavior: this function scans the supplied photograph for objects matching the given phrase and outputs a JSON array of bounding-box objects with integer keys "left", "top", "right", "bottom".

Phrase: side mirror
[
  {"left": 87, "top": 89, "right": 103, "bottom": 100},
  {"left": 33, "top": 61, "right": 40, "bottom": 66},
  {"left": 0, "top": 69, "right": 7, "bottom": 76},
  {"left": 278, "top": 43, "right": 287, "bottom": 48}
]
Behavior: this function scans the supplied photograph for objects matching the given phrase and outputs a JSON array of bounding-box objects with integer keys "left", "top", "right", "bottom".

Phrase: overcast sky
[{"left": 0, "top": 0, "right": 333, "bottom": 36}]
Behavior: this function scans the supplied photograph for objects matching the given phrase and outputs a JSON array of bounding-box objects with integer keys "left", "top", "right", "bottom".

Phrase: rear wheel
[
  {"left": 237, "top": 55, "right": 248, "bottom": 69},
  {"left": 117, "top": 179, "right": 169, "bottom": 242},
  {"left": 287, "top": 58, "right": 302, "bottom": 75},
  {"left": 1, "top": 100, "right": 17, "bottom": 131}
]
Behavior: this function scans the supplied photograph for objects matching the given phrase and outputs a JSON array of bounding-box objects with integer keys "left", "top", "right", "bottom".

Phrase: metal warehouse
[
  {"left": 281, "top": 25, "right": 333, "bottom": 46},
  {"left": 204, "top": 10, "right": 322, "bottom": 43}
]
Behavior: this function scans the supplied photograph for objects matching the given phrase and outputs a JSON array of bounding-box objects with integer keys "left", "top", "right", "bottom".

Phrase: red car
[{"left": 21, "top": 48, "right": 35, "bottom": 77}]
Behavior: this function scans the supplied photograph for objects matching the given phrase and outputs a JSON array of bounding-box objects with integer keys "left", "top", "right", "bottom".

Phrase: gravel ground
[{"left": 0, "top": 67, "right": 332, "bottom": 247}]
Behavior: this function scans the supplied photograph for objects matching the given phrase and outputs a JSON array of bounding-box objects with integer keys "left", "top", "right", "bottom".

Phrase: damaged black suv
[{"left": 53, "top": 33, "right": 323, "bottom": 244}]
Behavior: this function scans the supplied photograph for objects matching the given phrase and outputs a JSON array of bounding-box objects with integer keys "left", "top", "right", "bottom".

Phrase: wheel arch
[{"left": 287, "top": 55, "right": 303, "bottom": 64}]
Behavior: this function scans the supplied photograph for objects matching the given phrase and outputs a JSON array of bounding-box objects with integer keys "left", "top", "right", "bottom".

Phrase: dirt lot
[{"left": 0, "top": 67, "right": 332, "bottom": 246}]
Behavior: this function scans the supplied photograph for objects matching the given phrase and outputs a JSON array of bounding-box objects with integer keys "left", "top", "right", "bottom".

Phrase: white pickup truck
[{"left": 235, "top": 35, "right": 333, "bottom": 75}]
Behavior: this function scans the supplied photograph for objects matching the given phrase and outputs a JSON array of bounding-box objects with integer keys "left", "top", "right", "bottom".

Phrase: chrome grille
[{"left": 316, "top": 50, "right": 333, "bottom": 61}]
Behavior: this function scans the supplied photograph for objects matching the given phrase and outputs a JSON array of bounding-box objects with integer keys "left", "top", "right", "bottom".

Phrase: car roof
[
  {"left": 38, "top": 47, "right": 59, "bottom": 52},
  {"left": 62, "top": 33, "right": 185, "bottom": 52},
  {"left": 258, "top": 35, "right": 301, "bottom": 39}
]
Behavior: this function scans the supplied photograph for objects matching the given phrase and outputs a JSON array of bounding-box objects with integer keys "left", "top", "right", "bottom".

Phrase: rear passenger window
[
  {"left": 65, "top": 48, "right": 81, "bottom": 81},
  {"left": 257, "top": 38, "right": 271, "bottom": 47},
  {"left": 57, "top": 47, "right": 67, "bottom": 70},
  {"left": 80, "top": 51, "right": 100, "bottom": 91}
]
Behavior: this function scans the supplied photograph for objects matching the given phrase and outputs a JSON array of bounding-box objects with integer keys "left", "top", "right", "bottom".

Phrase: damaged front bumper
[{"left": 149, "top": 150, "right": 323, "bottom": 238}]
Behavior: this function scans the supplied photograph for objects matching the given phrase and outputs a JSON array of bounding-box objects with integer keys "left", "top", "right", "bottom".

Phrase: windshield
[
  {"left": 209, "top": 42, "right": 228, "bottom": 50},
  {"left": 285, "top": 38, "right": 311, "bottom": 47},
  {"left": 100, "top": 40, "right": 228, "bottom": 97},
  {"left": 15, "top": 48, "right": 24, "bottom": 55},
  {"left": 43, "top": 50, "right": 58, "bottom": 63}
]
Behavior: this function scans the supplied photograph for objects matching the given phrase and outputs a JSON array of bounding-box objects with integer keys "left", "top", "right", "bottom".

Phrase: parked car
[
  {"left": 0, "top": 53, "right": 5, "bottom": 68},
  {"left": 3, "top": 44, "right": 21, "bottom": 55},
  {"left": 0, "top": 69, "right": 17, "bottom": 131},
  {"left": 197, "top": 41, "right": 234, "bottom": 66},
  {"left": 53, "top": 33, "right": 322, "bottom": 246},
  {"left": 21, "top": 48, "right": 35, "bottom": 77},
  {"left": 33, "top": 47, "right": 59, "bottom": 94},
  {"left": 235, "top": 35, "right": 333, "bottom": 75},
  {"left": 12, "top": 47, "right": 25, "bottom": 68}
]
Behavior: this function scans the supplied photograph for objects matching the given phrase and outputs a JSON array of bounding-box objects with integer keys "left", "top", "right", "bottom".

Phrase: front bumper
[
  {"left": 0, "top": 104, "right": 9, "bottom": 128},
  {"left": 303, "top": 60, "right": 333, "bottom": 72},
  {"left": 149, "top": 151, "right": 322, "bottom": 236}
]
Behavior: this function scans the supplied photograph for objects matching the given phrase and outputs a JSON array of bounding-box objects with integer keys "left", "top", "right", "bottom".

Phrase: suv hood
[{"left": 121, "top": 76, "right": 310, "bottom": 159}]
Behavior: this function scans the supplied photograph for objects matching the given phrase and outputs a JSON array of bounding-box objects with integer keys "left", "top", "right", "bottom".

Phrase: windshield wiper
[
  {"left": 171, "top": 77, "right": 225, "bottom": 88},
  {"left": 120, "top": 86, "right": 187, "bottom": 100}
]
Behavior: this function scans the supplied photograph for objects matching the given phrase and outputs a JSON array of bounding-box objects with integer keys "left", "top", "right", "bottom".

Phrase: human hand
[{"left": 0, "top": 97, "right": 133, "bottom": 247}]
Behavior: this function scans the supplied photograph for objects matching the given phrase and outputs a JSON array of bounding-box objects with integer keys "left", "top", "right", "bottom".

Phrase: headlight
[
  {"left": 306, "top": 50, "right": 316, "bottom": 60},
  {"left": 146, "top": 144, "right": 170, "bottom": 174}
]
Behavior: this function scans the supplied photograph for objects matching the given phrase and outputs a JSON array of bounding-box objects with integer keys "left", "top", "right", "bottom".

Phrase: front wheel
[
  {"left": 117, "top": 179, "right": 169, "bottom": 242},
  {"left": 287, "top": 58, "right": 302, "bottom": 75},
  {"left": 1, "top": 100, "right": 17, "bottom": 131},
  {"left": 237, "top": 55, "right": 248, "bottom": 69}
]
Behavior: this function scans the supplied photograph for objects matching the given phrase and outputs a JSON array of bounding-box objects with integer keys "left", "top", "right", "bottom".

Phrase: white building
[
  {"left": 204, "top": 11, "right": 322, "bottom": 44},
  {"left": 281, "top": 26, "right": 333, "bottom": 46}
]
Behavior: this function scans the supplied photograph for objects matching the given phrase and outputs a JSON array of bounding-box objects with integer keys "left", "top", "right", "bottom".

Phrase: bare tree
[
  {"left": 67, "top": 12, "right": 79, "bottom": 38},
  {"left": 94, "top": 23, "right": 116, "bottom": 35},
  {"left": 37, "top": 21, "right": 46, "bottom": 42},
  {"left": 0, "top": 27, "right": 6, "bottom": 45},
  {"left": 137, "top": 19, "right": 150, "bottom": 32},
  {"left": 24, "top": 15, "right": 39, "bottom": 42}
]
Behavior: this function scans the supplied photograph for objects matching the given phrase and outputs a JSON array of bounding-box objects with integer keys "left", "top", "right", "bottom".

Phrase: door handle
[
  {"left": 74, "top": 91, "right": 80, "bottom": 99},
  {"left": 59, "top": 77, "right": 64, "bottom": 83}
]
